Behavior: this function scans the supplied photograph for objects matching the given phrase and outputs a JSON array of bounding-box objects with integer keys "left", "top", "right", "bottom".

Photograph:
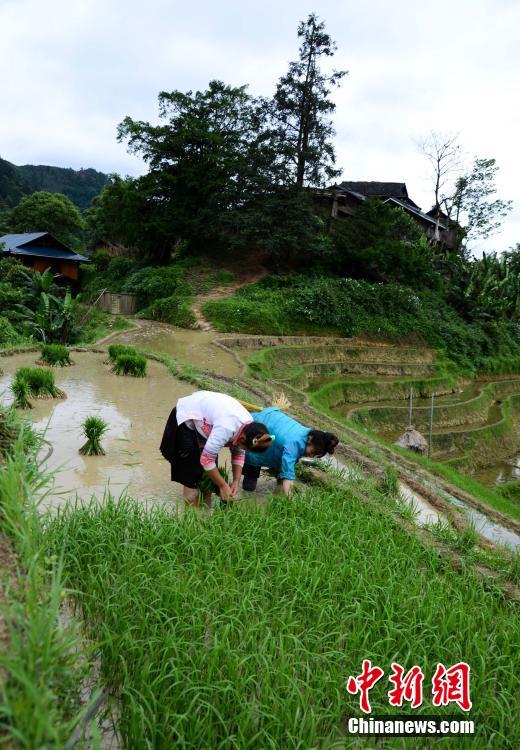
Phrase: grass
[
  {"left": 78, "top": 305, "right": 134, "bottom": 344},
  {"left": 112, "top": 352, "right": 147, "bottom": 377},
  {"left": 14, "top": 366, "right": 62, "bottom": 399},
  {"left": 45, "top": 484, "right": 520, "bottom": 749},
  {"left": 79, "top": 416, "right": 109, "bottom": 456},
  {"left": 40, "top": 343, "right": 72, "bottom": 366}
]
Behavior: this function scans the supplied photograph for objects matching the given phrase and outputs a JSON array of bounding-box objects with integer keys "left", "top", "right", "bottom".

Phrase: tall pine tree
[{"left": 271, "top": 14, "right": 347, "bottom": 187}]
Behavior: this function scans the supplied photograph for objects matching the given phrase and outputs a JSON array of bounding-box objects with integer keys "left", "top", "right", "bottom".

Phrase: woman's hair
[
  {"left": 308, "top": 430, "right": 339, "bottom": 456},
  {"left": 242, "top": 422, "right": 273, "bottom": 452}
]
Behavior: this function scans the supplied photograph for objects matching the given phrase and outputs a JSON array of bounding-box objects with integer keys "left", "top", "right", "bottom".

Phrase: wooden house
[
  {"left": 316, "top": 181, "right": 458, "bottom": 251},
  {"left": 0, "top": 231, "right": 89, "bottom": 283}
]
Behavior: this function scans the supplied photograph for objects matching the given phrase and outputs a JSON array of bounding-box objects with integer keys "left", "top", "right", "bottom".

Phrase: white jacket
[{"left": 176, "top": 391, "right": 252, "bottom": 470}]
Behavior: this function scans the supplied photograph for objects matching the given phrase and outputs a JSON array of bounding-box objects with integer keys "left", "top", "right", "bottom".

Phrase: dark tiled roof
[
  {"left": 10, "top": 245, "right": 89, "bottom": 262},
  {"left": 339, "top": 181, "right": 409, "bottom": 199},
  {"left": 0, "top": 232, "right": 88, "bottom": 262},
  {"left": 384, "top": 198, "right": 447, "bottom": 229},
  {"left": 0, "top": 232, "right": 47, "bottom": 251},
  {"left": 338, "top": 181, "right": 421, "bottom": 209}
]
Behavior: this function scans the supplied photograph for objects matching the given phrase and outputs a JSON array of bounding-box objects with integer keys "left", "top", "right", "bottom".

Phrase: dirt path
[{"left": 191, "top": 269, "right": 268, "bottom": 331}]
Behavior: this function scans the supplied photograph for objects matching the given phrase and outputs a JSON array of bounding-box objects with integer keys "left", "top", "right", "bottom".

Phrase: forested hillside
[{"left": 0, "top": 156, "right": 107, "bottom": 210}]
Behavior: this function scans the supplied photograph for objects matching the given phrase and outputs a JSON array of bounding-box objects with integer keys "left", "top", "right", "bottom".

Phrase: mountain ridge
[{"left": 0, "top": 156, "right": 108, "bottom": 211}]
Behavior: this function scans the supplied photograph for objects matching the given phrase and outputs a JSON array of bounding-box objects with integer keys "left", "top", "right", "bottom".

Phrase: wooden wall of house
[{"left": 27, "top": 258, "right": 80, "bottom": 281}]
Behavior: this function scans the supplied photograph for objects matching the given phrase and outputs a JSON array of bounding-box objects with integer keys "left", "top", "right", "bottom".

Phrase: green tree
[
  {"left": 117, "top": 81, "right": 276, "bottom": 258},
  {"left": 447, "top": 158, "right": 513, "bottom": 249},
  {"left": 270, "top": 14, "right": 347, "bottom": 187},
  {"left": 7, "top": 191, "right": 85, "bottom": 248},
  {"left": 330, "top": 199, "right": 440, "bottom": 289},
  {"left": 85, "top": 175, "right": 156, "bottom": 252}
]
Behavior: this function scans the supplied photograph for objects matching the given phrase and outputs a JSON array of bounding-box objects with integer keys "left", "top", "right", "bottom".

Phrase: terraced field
[{"left": 220, "top": 335, "right": 520, "bottom": 480}]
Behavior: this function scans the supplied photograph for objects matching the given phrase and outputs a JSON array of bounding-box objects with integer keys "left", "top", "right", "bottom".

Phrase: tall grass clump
[
  {"left": 40, "top": 343, "right": 72, "bottom": 366},
  {"left": 107, "top": 343, "right": 136, "bottom": 362},
  {"left": 14, "top": 367, "right": 62, "bottom": 398},
  {"left": 46, "top": 484, "right": 520, "bottom": 749},
  {"left": 112, "top": 353, "right": 147, "bottom": 377},
  {"left": 79, "top": 416, "right": 108, "bottom": 455}
]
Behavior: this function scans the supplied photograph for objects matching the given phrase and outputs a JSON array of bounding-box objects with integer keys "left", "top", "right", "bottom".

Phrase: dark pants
[{"left": 242, "top": 463, "right": 261, "bottom": 491}]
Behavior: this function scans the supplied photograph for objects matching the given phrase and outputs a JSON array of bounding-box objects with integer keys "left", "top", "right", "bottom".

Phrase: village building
[
  {"left": 0, "top": 231, "right": 89, "bottom": 284},
  {"left": 317, "top": 181, "right": 458, "bottom": 250}
]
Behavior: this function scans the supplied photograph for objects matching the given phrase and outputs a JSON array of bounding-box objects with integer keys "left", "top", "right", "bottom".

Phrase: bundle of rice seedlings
[
  {"left": 11, "top": 378, "right": 32, "bottom": 409},
  {"left": 14, "top": 367, "right": 63, "bottom": 399},
  {"left": 112, "top": 353, "right": 147, "bottom": 378},
  {"left": 79, "top": 416, "right": 108, "bottom": 456},
  {"left": 198, "top": 461, "right": 231, "bottom": 505},
  {"left": 107, "top": 344, "right": 136, "bottom": 363},
  {"left": 40, "top": 343, "right": 72, "bottom": 367}
]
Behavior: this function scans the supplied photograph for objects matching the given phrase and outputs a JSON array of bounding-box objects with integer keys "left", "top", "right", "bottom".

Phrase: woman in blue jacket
[{"left": 242, "top": 407, "right": 339, "bottom": 495}]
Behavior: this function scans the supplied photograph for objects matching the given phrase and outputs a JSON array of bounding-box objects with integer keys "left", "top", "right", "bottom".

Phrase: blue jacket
[{"left": 245, "top": 407, "right": 310, "bottom": 481}]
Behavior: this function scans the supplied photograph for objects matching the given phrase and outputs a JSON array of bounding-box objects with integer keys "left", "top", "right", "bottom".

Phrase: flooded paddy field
[
  {"left": 109, "top": 320, "right": 241, "bottom": 378},
  {"left": 0, "top": 351, "right": 193, "bottom": 507}
]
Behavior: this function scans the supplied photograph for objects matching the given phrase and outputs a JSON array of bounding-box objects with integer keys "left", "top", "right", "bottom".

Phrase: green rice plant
[
  {"left": 14, "top": 367, "right": 62, "bottom": 398},
  {"left": 0, "top": 439, "right": 94, "bottom": 746},
  {"left": 198, "top": 461, "right": 230, "bottom": 505},
  {"left": 112, "top": 353, "right": 147, "bottom": 377},
  {"left": 107, "top": 343, "right": 136, "bottom": 362},
  {"left": 11, "top": 377, "right": 32, "bottom": 409},
  {"left": 40, "top": 343, "right": 72, "bottom": 366},
  {"left": 45, "top": 484, "right": 520, "bottom": 749},
  {"left": 79, "top": 416, "right": 108, "bottom": 456}
]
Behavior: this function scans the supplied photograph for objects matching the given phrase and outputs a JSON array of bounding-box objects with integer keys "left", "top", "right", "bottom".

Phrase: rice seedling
[
  {"left": 45, "top": 481, "right": 520, "bottom": 749},
  {"left": 112, "top": 353, "right": 147, "bottom": 377},
  {"left": 0, "top": 436, "right": 95, "bottom": 747},
  {"left": 14, "top": 367, "right": 63, "bottom": 398},
  {"left": 79, "top": 416, "right": 108, "bottom": 456},
  {"left": 198, "top": 461, "right": 230, "bottom": 505},
  {"left": 11, "top": 376, "right": 32, "bottom": 409},
  {"left": 107, "top": 343, "right": 136, "bottom": 363},
  {"left": 40, "top": 343, "right": 72, "bottom": 366}
]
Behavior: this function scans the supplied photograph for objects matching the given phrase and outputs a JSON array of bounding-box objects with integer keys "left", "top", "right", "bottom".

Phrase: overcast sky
[{"left": 0, "top": 0, "right": 518, "bottom": 254}]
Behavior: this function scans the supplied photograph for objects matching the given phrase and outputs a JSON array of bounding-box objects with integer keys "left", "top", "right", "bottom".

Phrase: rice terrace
[{"left": 1, "top": 4, "right": 520, "bottom": 749}]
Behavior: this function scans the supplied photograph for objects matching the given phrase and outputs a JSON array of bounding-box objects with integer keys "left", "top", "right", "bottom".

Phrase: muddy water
[
  {"left": 0, "top": 352, "right": 193, "bottom": 507},
  {"left": 108, "top": 320, "right": 241, "bottom": 378},
  {"left": 473, "top": 453, "right": 520, "bottom": 486}
]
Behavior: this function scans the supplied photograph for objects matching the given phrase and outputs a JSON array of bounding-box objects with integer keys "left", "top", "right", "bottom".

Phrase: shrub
[
  {"left": 40, "top": 344, "right": 72, "bottom": 366},
  {"left": 79, "top": 416, "right": 108, "bottom": 455},
  {"left": 14, "top": 367, "right": 61, "bottom": 398},
  {"left": 122, "top": 265, "right": 190, "bottom": 307},
  {"left": 112, "top": 353, "right": 147, "bottom": 377},
  {"left": 107, "top": 344, "right": 136, "bottom": 363},
  {"left": 0, "top": 315, "right": 23, "bottom": 346},
  {"left": 139, "top": 296, "right": 196, "bottom": 329}
]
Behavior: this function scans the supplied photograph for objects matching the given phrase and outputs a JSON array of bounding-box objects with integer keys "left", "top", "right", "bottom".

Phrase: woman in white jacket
[{"left": 160, "top": 390, "right": 273, "bottom": 506}]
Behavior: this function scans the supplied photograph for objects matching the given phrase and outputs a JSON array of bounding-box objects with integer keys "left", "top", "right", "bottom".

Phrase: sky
[{"left": 0, "top": 0, "right": 518, "bottom": 254}]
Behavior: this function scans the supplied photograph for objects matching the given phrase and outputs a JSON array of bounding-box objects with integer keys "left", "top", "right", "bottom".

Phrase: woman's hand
[
  {"left": 230, "top": 479, "right": 240, "bottom": 497},
  {"left": 219, "top": 483, "right": 233, "bottom": 502}
]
